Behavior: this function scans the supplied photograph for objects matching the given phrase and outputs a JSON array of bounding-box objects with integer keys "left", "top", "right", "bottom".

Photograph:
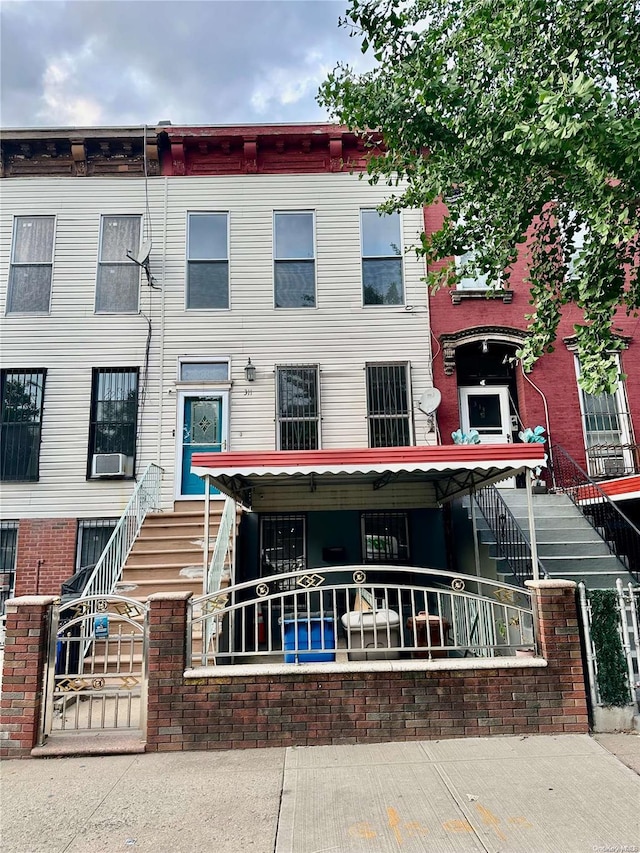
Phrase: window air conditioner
[{"left": 92, "top": 453, "right": 129, "bottom": 478}]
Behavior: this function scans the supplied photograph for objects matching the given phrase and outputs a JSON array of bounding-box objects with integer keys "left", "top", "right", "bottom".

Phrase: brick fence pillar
[
  {"left": 1, "top": 596, "right": 57, "bottom": 759},
  {"left": 525, "top": 579, "right": 589, "bottom": 732},
  {"left": 146, "top": 591, "right": 191, "bottom": 752}
]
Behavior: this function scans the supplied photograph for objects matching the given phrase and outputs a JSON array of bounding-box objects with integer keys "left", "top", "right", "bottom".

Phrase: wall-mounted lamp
[
  {"left": 244, "top": 358, "right": 256, "bottom": 382},
  {"left": 481, "top": 339, "right": 489, "bottom": 355}
]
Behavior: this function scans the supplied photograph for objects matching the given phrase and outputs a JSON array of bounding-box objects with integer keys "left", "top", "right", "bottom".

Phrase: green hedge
[{"left": 590, "top": 590, "right": 630, "bottom": 707}]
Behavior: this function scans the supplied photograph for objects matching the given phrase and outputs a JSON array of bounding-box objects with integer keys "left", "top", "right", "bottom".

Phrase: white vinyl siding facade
[{"left": 0, "top": 173, "right": 435, "bottom": 517}]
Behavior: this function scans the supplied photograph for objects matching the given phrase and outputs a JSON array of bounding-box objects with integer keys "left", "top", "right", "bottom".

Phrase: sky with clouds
[{"left": 0, "top": 0, "right": 371, "bottom": 129}]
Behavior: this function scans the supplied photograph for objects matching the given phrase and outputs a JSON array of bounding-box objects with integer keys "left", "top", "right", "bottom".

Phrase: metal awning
[{"left": 191, "top": 444, "right": 547, "bottom": 508}]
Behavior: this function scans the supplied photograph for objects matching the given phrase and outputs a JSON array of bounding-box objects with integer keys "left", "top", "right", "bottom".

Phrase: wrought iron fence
[
  {"left": 79, "top": 462, "right": 164, "bottom": 599},
  {"left": 188, "top": 565, "right": 535, "bottom": 668},
  {"left": 473, "top": 485, "right": 546, "bottom": 585},
  {"left": 552, "top": 444, "right": 640, "bottom": 583}
]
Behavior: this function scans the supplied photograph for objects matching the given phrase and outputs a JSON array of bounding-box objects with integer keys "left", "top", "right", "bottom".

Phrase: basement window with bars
[
  {"left": 76, "top": 519, "right": 118, "bottom": 572},
  {"left": 1, "top": 369, "right": 46, "bottom": 481},
  {"left": 0, "top": 521, "right": 18, "bottom": 617},
  {"left": 361, "top": 512, "right": 410, "bottom": 563},
  {"left": 88, "top": 368, "right": 139, "bottom": 477},
  {"left": 366, "top": 362, "right": 411, "bottom": 447},
  {"left": 260, "top": 514, "right": 306, "bottom": 593},
  {"left": 276, "top": 365, "right": 320, "bottom": 450}
]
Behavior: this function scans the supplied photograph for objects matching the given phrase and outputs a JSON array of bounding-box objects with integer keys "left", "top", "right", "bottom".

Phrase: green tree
[{"left": 319, "top": 0, "right": 640, "bottom": 393}]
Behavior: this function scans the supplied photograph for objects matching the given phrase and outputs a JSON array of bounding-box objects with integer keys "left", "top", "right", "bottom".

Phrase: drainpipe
[
  {"left": 203, "top": 475, "right": 211, "bottom": 595},
  {"left": 525, "top": 470, "right": 540, "bottom": 581}
]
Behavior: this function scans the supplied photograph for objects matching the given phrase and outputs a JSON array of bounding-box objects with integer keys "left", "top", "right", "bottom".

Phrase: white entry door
[{"left": 459, "top": 386, "right": 512, "bottom": 444}]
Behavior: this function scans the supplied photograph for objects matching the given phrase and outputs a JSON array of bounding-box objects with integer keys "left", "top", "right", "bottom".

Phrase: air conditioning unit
[{"left": 92, "top": 453, "right": 130, "bottom": 478}]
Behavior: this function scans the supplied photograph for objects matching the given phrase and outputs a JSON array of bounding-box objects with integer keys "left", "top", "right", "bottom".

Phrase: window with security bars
[
  {"left": 274, "top": 212, "right": 315, "bottom": 308},
  {"left": 187, "top": 212, "right": 229, "bottom": 309},
  {"left": 361, "top": 210, "right": 403, "bottom": 305},
  {"left": 361, "top": 512, "right": 410, "bottom": 563},
  {"left": 276, "top": 366, "right": 319, "bottom": 450},
  {"left": 88, "top": 369, "right": 139, "bottom": 475},
  {"left": 0, "top": 522, "right": 18, "bottom": 618},
  {"left": 95, "top": 215, "right": 141, "bottom": 313},
  {"left": 76, "top": 519, "right": 117, "bottom": 570},
  {"left": 576, "top": 358, "right": 633, "bottom": 477},
  {"left": 366, "top": 363, "right": 411, "bottom": 447},
  {"left": 1, "top": 369, "right": 46, "bottom": 481},
  {"left": 260, "top": 514, "right": 306, "bottom": 591},
  {"left": 7, "top": 216, "right": 55, "bottom": 313}
]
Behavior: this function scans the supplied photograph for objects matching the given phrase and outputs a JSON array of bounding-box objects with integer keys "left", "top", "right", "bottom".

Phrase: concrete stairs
[
  {"left": 115, "top": 500, "right": 240, "bottom": 601},
  {"left": 490, "top": 489, "right": 635, "bottom": 589}
]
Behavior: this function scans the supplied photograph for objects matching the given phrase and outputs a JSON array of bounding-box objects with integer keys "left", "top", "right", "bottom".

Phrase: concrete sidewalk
[{"left": 2, "top": 733, "right": 639, "bottom": 853}]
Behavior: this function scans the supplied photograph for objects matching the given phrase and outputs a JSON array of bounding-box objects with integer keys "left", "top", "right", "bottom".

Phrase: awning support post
[
  {"left": 203, "top": 475, "right": 211, "bottom": 595},
  {"left": 525, "top": 471, "right": 540, "bottom": 581}
]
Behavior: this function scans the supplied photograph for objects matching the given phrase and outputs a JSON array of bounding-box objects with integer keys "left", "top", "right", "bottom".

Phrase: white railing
[
  {"left": 79, "top": 463, "right": 163, "bottom": 599},
  {"left": 578, "top": 580, "right": 640, "bottom": 710},
  {"left": 205, "top": 496, "right": 237, "bottom": 596},
  {"left": 188, "top": 565, "right": 535, "bottom": 668},
  {"left": 200, "top": 496, "right": 237, "bottom": 662}
]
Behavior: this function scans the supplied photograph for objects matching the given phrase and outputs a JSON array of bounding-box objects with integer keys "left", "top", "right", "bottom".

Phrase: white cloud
[{"left": 38, "top": 43, "right": 104, "bottom": 126}]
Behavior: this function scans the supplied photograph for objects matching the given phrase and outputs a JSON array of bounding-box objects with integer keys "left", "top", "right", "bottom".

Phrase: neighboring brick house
[{"left": 425, "top": 199, "right": 640, "bottom": 526}]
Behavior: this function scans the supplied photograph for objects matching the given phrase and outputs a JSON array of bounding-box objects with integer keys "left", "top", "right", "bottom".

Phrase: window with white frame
[
  {"left": 576, "top": 357, "right": 633, "bottom": 477},
  {"left": 361, "top": 511, "right": 410, "bottom": 563},
  {"left": 187, "top": 213, "right": 229, "bottom": 309},
  {"left": 7, "top": 216, "right": 55, "bottom": 313},
  {"left": 361, "top": 210, "right": 403, "bottom": 305},
  {"left": 1, "top": 369, "right": 46, "bottom": 481},
  {"left": 95, "top": 215, "right": 141, "bottom": 313},
  {"left": 76, "top": 519, "right": 117, "bottom": 571},
  {"left": 366, "top": 363, "right": 411, "bottom": 447},
  {"left": 455, "top": 249, "right": 490, "bottom": 290},
  {"left": 276, "top": 365, "right": 320, "bottom": 450},
  {"left": 88, "top": 368, "right": 139, "bottom": 476},
  {"left": 274, "top": 212, "right": 315, "bottom": 308},
  {"left": 178, "top": 359, "right": 230, "bottom": 383}
]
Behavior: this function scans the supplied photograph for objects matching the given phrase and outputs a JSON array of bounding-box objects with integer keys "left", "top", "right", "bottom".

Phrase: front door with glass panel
[
  {"left": 180, "top": 395, "right": 224, "bottom": 496},
  {"left": 459, "top": 386, "right": 511, "bottom": 444}
]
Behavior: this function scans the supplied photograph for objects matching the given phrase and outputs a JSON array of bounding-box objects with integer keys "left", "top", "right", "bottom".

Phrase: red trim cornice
[{"left": 158, "top": 123, "right": 382, "bottom": 176}]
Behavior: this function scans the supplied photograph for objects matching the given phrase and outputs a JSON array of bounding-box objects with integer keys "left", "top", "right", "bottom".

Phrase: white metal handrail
[
  {"left": 205, "top": 496, "right": 237, "bottom": 596},
  {"left": 201, "top": 496, "right": 237, "bottom": 660},
  {"left": 79, "top": 463, "right": 163, "bottom": 599},
  {"left": 189, "top": 565, "right": 535, "bottom": 667}
]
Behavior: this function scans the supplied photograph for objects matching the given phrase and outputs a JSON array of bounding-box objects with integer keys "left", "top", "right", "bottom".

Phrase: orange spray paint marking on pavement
[
  {"left": 475, "top": 804, "right": 507, "bottom": 841},
  {"left": 387, "top": 807, "right": 404, "bottom": 844}
]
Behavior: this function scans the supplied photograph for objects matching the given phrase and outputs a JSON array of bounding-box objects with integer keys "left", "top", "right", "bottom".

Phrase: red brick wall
[
  {"left": 425, "top": 200, "right": 640, "bottom": 467},
  {"left": 144, "top": 582, "right": 588, "bottom": 752},
  {"left": 14, "top": 519, "right": 77, "bottom": 597},
  {"left": 0, "top": 582, "right": 588, "bottom": 758},
  {"left": 0, "top": 596, "right": 56, "bottom": 759}
]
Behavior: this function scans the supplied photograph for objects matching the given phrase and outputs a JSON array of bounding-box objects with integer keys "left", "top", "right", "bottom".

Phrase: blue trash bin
[{"left": 282, "top": 616, "right": 336, "bottom": 663}]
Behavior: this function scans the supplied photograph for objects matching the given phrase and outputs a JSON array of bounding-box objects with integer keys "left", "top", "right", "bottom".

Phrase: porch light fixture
[{"left": 244, "top": 358, "right": 256, "bottom": 382}]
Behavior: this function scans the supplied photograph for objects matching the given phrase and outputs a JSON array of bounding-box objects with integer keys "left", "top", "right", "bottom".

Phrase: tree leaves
[{"left": 318, "top": 0, "right": 640, "bottom": 393}]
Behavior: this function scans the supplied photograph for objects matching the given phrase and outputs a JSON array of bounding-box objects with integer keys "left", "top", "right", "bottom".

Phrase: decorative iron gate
[{"left": 40, "top": 595, "right": 148, "bottom": 743}]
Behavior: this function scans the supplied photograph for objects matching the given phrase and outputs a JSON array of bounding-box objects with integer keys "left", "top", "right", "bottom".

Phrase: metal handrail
[
  {"left": 473, "top": 485, "right": 546, "bottom": 585},
  {"left": 552, "top": 444, "right": 640, "bottom": 583},
  {"left": 79, "top": 462, "right": 164, "bottom": 599},
  {"left": 188, "top": 564, "right": 536, "bottom": 667},
  {"left": 206, "top": 496, "right": 236, "bottom": 596}
]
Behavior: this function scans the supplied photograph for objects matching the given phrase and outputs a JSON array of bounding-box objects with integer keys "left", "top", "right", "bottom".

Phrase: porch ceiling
[{"left": 191, "top": 445, "right": 546, "bottom": 509}]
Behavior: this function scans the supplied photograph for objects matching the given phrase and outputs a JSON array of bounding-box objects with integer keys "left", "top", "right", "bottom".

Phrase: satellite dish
[
  {"left": 418, "top": 387, "right": 442, "bottom": 415},
  {"left": 127, "top": 239, "right": 152, "bottom": 267}
]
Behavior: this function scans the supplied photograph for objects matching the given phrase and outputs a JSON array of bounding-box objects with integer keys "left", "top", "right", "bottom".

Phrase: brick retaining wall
[{"left": 0, "top": 581, "right": 588, "bottom": 758}]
